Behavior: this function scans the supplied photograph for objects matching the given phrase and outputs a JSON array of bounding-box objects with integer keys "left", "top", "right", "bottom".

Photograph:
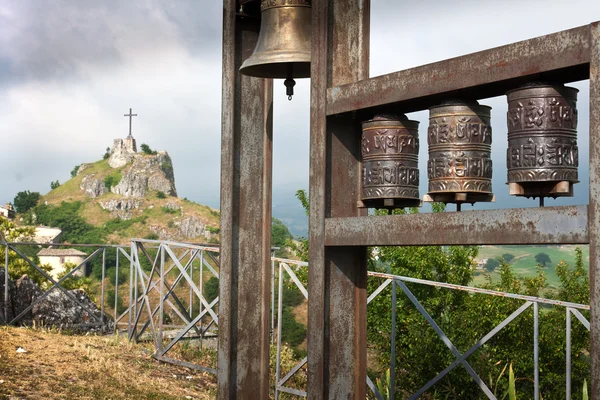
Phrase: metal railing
[
  {"left": 2, "top": 234, "right": 590, "bottom": 399},
  {"left": 127, "top": 239, "right": 220, "bottom": 374},
  {"left": 0, "top": 231, "right": 128, "bottom": 332}
]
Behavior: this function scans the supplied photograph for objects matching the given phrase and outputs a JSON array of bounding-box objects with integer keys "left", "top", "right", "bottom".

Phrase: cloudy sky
[{"left": 0, "top": 0, "right": 599, "bottom": 236}]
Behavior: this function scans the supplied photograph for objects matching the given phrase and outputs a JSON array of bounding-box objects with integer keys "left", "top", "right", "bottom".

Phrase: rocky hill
[{"left": 37, "top": 136, "right": 219, "bottom": 244}]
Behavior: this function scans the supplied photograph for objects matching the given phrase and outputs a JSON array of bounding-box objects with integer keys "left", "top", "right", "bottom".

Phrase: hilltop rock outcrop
[
  {"left": 112, "top": 151, "right": 177, "bottom": 198},
  {"left": 80, "top": 175, "right": 107, "bottom": 198}
]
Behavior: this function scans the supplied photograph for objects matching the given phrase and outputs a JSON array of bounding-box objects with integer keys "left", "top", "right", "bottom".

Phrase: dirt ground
[{"left": 0, "top": 326, "right": 216, "bottom": 400}]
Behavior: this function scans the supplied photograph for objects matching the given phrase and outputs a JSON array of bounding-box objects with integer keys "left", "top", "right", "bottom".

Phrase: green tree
[
  {"left": 535, "top": 252, "right": 551, "bottom": 267},
  {"left": 485, "top": 257, "right": 500, "bottom": 272},
  {"left": 103, "top": 147, "right": 111, "bottom": 159},
  {"left": 50, "top": 180, "right": 60, "bottom": 190},
  {"left": 271, "top": 217, "right": 293, "bottom": 254},
  {"left": 13, "top": 190, "right": 41, "bottom": 213},
  {"left": 70, "top": 164, "right": 80, "bottom": 178},
  {"left": 140, "top": 143, "right": 157, "bottom": 155},
  {"left": 0, "top": 217, "right": 52, "bottom": 287},
  {"left": 502, "top": 253, "right": 515, "bottom": 263}
]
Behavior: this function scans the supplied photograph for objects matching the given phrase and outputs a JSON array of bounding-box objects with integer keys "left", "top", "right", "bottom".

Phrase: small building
[
  {"left": 0, "top": 203, "right": 16, "bottom": 220},
  {"left": 37, "top": 248, "right": 87, "bottom": 279},
  {"left": 33, "top": 226, "right": 62, "bottom": 244}
]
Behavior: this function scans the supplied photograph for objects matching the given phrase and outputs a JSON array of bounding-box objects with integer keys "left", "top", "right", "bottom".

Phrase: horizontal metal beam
[
  {"left": 324, "top": 205, "right": 588, "bottom": 246},
  {"left": 327, "top": 24, "right": 592, "bottom": 116}
]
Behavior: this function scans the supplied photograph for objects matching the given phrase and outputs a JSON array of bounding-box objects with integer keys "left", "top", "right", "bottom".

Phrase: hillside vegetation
[
  {"left": 20, "top": 158, "right": 219, "bottom": 245},
  {"left": 475, "top": 245, "right": 590, "bottom": 289}
]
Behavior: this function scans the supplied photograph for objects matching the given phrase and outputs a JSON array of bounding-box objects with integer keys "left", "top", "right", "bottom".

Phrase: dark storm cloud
[{"left": 0, "top": 0, "right": 221, "bottom": 86}]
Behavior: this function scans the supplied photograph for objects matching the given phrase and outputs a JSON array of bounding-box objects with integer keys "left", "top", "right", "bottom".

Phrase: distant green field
[{"left": 473, "top": 245, "right": 589, "bottom": 289}]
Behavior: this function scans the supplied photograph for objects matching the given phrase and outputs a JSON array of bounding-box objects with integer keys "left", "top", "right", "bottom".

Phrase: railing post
[
  {"left": 534, "top": 302, "right": 539, "bottom": 400},
  {"left": 128, "top": 245, "right": 134, "bottom": 340},
  {"left": 275, "top": 261, "right": 284, "bottom": 400},
  {"left": 101, "top": 248, "right": 106, "bottom": 333},
  {"left": 390, "top": 281, "right": 397, "bottom": 398},
  {"left": 271, "top": 251, "right": 276, "bottom": 344},
  {"left": 158, "top": 244, "right": 165, "bottom": 353},
  {"left": 115, "top": 247, "right": 119, "bottom": 327},
  {"left": 4, "top": 240, "right": 9, "bottom": 324},
  {"left": 567, "top": 308, "right": 572, "bottom": 399}
]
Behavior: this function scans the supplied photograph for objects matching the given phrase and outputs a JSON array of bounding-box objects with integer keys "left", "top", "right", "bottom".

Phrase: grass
[
  {"left": 474, "top": 245, "right": 590, "bottom": 289},
  {"left": 0, "top": 326, "right": 216, "bottom": 400}
]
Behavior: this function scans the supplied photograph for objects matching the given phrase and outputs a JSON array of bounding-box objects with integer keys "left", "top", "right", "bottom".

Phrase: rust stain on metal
[{"left": 327, "top": 24, "right": 591, "bottom": 116}]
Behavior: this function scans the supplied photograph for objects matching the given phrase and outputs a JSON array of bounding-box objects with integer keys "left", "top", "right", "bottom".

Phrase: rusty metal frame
[
  {"left": 221, "top": 0, "right": 599, "bottom": 398},
  {"left": 303, "top": 4, "right": 599, "bottom": 398},
  {"left": 219, "top": 1, "right": 274, "bottom": 398}
]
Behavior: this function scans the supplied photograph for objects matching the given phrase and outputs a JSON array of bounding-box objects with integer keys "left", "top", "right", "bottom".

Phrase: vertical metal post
[
  {"left": 218, "top": 2, "right": 274, "bottom": 398},
  {"left": 189, "top": 251, "right": 193, "bottom": 319},
  {"left": 275, "top": 261, "right": 284, "bottom": 400},
  {"left": 158, "top": 244, "right": 165, "bottom": 353},
  {"left": 115, "top": 247, "right": 119, "bottom": 326},
  {"left": 390, "top": 281, "right": 397, "bottom": 398},
  {"left": 4, "top": 242, "right": 9, "bottom": 324},
  {"left": 589, "top": 21, "right": 600, "bottom": 399},
  {"left": 128, "top": 246, "right": 134, "bottom": 339},
  {"left": 567, "top": 308, "right": 572, "bottom": 399},
  {"left": 534, "top": 302, "right": 539, "bottom": 400},
  {"left": 101, "top": 248, "right": 106, "bottom": 333},
  {"left": 308, "top": 1, "right": 370, "bottom": 398},
  {"left": 133, "top": 243, "right": 139, "bottom": 340},
  {"left": 199, "top": 250, "right": 204, "bottom": 343},
  {"left": 271, "top": 253, "right": 276, "bottom": 344}
]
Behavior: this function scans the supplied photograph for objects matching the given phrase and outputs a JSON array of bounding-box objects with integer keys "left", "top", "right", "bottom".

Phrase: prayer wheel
[
  {"left": 361, "top": 114, "right": 420, "bottom": 209},
  {"left": 506, "top": 83, "right": 579, "bottom": 200},
  {"left": 425, "top": 100, "right": 494, "bottom": 205}
]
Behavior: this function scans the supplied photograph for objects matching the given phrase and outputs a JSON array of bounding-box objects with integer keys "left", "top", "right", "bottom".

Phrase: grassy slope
[
  {"left": 0, "top": 326, "right": 216, "bottom": 400},
  {"left": 38, "top": 159, "right": 219, "bottom": 244},
  {"left": 474, "top": 245, "right": 589, "bottom": 289}
]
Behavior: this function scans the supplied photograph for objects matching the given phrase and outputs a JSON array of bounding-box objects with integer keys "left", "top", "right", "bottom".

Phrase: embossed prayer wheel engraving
[
  {"left": 506, "top": 84, "right": 579, "bottom": 199},
  {"left": 361, "top": 114, "right": 420, "bottom": 209},
  {"left": 426, "top": 100, "right": 494, "bottom": 205}
]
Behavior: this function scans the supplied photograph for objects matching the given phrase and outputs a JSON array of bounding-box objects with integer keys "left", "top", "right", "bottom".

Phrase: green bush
[
  {"left": 206, "top": 226, "right": 220, "bottom": 234},
  {"left": 103, "top": 171, "right": 122, "bottom": 191},
  {"left": 161, "top": 206, "right": 178, "bottom": 214},
  {"left": 140, "top": 143, "right": 157, "bottom": 155},
  {"left": 156, "top": 191, "right": 166, "bottom": 199},
  {"left": 145, "top": 233, "right": 159, "bottom": 240},
  {"left": 70, "top": 164, "right": 80, "bottom": 178},
  {"left": 50, "top": 180, "right": 60, "bottom": 190},
  {"left": 204, "top": 276, "right": 219, "bottom": 303}
]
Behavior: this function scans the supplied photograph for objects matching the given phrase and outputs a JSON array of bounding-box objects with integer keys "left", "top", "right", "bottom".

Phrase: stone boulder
[
  {"left": 32, "top": 288, "right": 114, "bottom": 332},
  {"left": 178, "top": 216, "right": 206, "bottom": 239},
  {"left": 80, "top": 175, "right": 107, "bottom": 198},
  {"left": 14, "top": 275, "right": 44, "bottom": 325},
  {"left": 0, "top": 270, "right": 113, "bottom": 332},
  {"left": 99, "top": 199, "right": 142, "bottom": 220},
  {"left": 0, "top": 268, "right": 16, "bottom": 324}
]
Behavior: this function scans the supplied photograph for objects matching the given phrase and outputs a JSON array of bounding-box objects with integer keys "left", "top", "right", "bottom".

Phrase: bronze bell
[
  {"left": 361, "top": 114, "right": 421, "bottom": 210},
  {"left": 506, "top": 83, "right": 579, "bottom": 204},
  {"left": 425, "top": 100, "right": 494, "bottom": 209},
  {"left": 239, "top": 0, "right": 311, "bottom": 100}
]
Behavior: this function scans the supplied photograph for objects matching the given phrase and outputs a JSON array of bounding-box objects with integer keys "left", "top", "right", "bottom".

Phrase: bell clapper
[
  {"left": 284, "top": 64, "right": 296, "bottom": 101},
  {"left": 284, "top": 78, "right": 296, "bottom": 101}
]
